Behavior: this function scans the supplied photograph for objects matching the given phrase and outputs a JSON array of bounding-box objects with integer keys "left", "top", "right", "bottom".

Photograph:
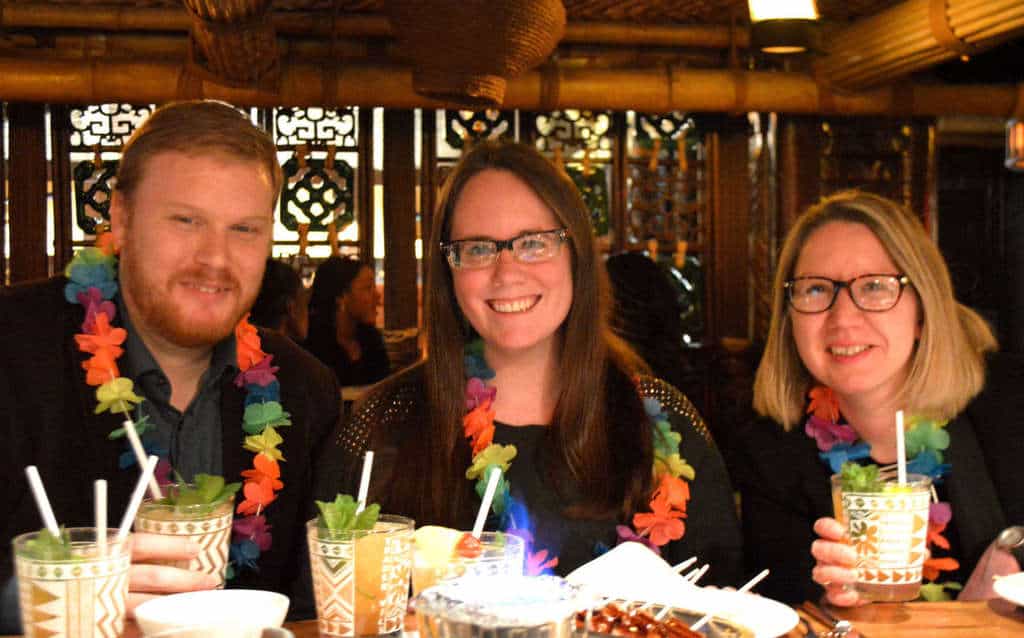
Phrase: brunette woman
[{"left": 338, "top": 140, "right": 742, "bottom": 581}]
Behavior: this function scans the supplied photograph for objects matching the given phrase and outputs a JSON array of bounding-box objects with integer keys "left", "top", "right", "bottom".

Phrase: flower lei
[
  {"left": 65, "top": 231, "right": 289, "bottom": 579},
  {"left": 805, "top": 386, "right": 961, "bottom": 601},
  {"left": 462, "top": 340, "right": 696, "bottom": 573}
]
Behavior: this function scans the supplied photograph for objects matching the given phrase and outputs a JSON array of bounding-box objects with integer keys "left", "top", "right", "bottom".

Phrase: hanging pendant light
[
  {"left": 1007, "top": 119, "right": 1024, "bottom": 172},
  {"left": 748, "top": 0, "right": 819, "bottom": 54}
]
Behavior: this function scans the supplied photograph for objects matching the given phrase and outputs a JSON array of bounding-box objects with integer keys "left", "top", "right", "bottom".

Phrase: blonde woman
[{"left": 734, "top": 191, "right": 1022, "bottom": 605}]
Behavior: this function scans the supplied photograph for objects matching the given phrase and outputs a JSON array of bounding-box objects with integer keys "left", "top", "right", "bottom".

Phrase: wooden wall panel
[
  {"left": 382, "top": 109, "right": 417, "bottom": 330},
  {"left": 7, "top": 103, "right": 49, "bottom": 284}
]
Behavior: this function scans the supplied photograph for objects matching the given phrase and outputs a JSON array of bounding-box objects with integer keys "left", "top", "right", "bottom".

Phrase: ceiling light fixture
[{"left": 748, "top": 0, "right": 819, "bottom": 54}]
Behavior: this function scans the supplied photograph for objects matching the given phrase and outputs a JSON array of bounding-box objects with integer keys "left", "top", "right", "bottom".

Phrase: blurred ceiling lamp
[
  {"left": 1007, "top": 119, "right": 1024, "bottom": 172},
  {"left": 748, "top": 0, "right": 818, "bottom": 54}
]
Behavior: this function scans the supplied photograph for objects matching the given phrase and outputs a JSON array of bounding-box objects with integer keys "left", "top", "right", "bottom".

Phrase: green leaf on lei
[
  {"left": 653, "top": 419, "right": 681, "bottom": 459},
  {"left": 108, "top": 414, "right": 153, "bottom": 440},
  {"left": 63, "top": 247, "right": 115, "bottom": 278},
  {"left": 465, "top": 444, "right": 517, "bottom": 480},
  {"left": 904, "top": 421, "right": 950, "bottom": 460},
  {"left": 242, "top": 401, "right": 292, "bottom": 435}
]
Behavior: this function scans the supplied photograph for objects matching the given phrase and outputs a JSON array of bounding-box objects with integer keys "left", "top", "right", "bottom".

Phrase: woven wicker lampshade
[
  {"left": 387, "top": 0, "right": 566, "bottom": 108},
  {"left": 182, "top": 0, "right": 279, "bottom": 87}
]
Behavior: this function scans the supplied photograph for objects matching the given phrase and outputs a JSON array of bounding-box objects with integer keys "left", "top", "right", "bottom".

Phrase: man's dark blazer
[{"left": 0, "top": 277, "right": 346, "bottom": 611}]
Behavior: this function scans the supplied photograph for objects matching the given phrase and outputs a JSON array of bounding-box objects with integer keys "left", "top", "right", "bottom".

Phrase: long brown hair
[
  {"left": 377, "top": 140, "right": 651, "bottom": 524},
  {"left": 754, "top": 190, "right": 997, "bottom": 428}
]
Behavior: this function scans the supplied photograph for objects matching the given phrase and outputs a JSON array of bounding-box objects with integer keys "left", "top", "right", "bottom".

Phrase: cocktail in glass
[
  {"left": 134, "top": 484, "right": 234, "bottom": 587},
  {"left": 831, "top": 471, "right": 931, "bottom": 602},
  {"left": 306, "top": 514, "right": 413, "bottom": 637},
  {"left": 13, "top": 527, "right": 131, "bottom": 638},
  {"left": 412, "top": 530, "right": 524, "bottom": 595}
]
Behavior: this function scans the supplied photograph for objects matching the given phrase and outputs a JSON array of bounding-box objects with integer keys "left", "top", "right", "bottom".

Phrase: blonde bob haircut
[{"left": 754, "top": 190, "right": 997, "bottom": 429}]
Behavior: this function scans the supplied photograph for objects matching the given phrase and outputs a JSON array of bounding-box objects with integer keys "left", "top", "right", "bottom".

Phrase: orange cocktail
[{"left": 307, "top": 515, "right": 413, "bottom": 637}]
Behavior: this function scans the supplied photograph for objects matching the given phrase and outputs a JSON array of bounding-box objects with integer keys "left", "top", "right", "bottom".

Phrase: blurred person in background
[
  {"left": 251, "top": 257, "right": 309, "bottom": 342},
  {"left": 305, "top": 256, "right": 389, "bottom": 387}
]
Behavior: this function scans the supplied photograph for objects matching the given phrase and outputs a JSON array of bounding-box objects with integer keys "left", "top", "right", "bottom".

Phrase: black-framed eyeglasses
[
  {"left": 784, "top": 274, "right": 911, "bottom": 314},
  {"left": 441, "top": 228, "right": 569, "bottom": 270}
]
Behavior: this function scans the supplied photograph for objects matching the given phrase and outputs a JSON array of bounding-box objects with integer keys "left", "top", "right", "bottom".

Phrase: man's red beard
[{"left": 119, "top": 250, "right": 252, "bottom": 349}]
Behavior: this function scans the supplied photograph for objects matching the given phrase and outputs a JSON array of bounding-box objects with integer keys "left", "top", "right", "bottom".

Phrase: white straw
[
  {"left": 95, "top": 480, "right": 107, "bottom": 556},
  {"left": 355, "top": 450, "right": 374, "bottom": 515},
  {"left": 122, "top": 419, "right": 163, "bottom": 500},
  {"left": 116, "top": 455, "right": 158, "bottom": 542},
  {"left": 672, "top": 556, "right": 698, "bottom": 573},
  {"left": 471, "top": 466, "right": 502, "bottom": 538},
  {"left": 24, "top": 466, "right": 61, "bottom": 538},
  {"left": 689, "top": 569, "right": 770, "bottom": 631},
  {"left": 685, "top": 563, "right": 709, "bottom": 584},
  {"left": 895, "top": 410, "right": 907, "bottom": 486}
]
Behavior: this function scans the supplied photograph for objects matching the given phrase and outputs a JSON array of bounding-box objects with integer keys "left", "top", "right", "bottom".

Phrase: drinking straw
[
  {"left": 355, "top": 450, "right": 374, "bottom": 515},
  {"left": 95, "top": 479, "right": 108, "bottom": 555},
  {"left": 116, "top": 455, "right": 159, "bottom": 543},
  {"left": 471, "top": 466, "right": 502, "bottom": 539},
  {"left": 895, "top": 409, "right": 907, "bottom": 486},
  {"left": 688, "top": 569, "right": 770, "bottom": 631},
  {"left": 123, "top": 419, "right": 163, "bottom": 500},
  {"left": 672, "top": 556, "right": 698, "bottom": 573},
  {"left": 24, "top": 466, "right": 61, "bottom": 538},
  {"left": 685, "top": 563, "right": 709, "bottom": 584}
]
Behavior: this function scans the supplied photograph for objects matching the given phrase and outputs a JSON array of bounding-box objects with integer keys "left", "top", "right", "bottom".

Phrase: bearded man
[{"left": 0, "top": 101, "right": 346, "bottom": 631}]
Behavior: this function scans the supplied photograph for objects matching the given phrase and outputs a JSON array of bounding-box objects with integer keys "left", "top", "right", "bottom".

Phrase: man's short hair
[{"left": 116, "top": 100, "right": 283, "bottom": 203}]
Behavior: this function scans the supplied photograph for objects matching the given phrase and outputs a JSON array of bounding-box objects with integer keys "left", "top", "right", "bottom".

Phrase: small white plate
[{"left": 993, "top": 572, "right": 1024, "bottom": 607}]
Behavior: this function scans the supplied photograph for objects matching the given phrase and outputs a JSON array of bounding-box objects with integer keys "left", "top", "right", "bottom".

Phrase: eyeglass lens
[
  {"left": 788, "top": 275, "right": 904, "bottom": 312},
  {"left": 446, "top": 230, "right": 564, "bottom": 269}
]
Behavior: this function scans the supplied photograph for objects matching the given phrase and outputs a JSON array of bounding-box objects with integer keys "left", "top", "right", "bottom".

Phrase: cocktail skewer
[
  {"left": 688, "top": 568, "right": 770, "bottom": 631},
  {"left": 672, "top": 556, "right": 698, "bottom": 573}
]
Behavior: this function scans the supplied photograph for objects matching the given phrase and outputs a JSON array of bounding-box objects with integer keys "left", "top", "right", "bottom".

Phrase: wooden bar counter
[{"left": 4, "top": 600, "right": 1021, "bottom": 637}]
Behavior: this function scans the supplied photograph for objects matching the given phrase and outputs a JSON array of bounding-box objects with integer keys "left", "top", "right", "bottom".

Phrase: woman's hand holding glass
[{"left": 810, "top": 517, "right": 864, "bottom": 607}]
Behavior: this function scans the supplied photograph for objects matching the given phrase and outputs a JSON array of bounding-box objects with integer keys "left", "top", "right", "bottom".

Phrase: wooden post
[
  {"left": 357, "top": 107, "right": 374, "bottom": 263},
  {"left": 49, "top": 105, "right": 74, "bottom": 273},
  {"left": 712, "top": 116, "right": 752, "bottom": 342},
  {"left": 7, "top": 103, "right": 50, "bottom": 284},
  {"left": 382, "top": 109, "right": 418, "bottom": 331}
]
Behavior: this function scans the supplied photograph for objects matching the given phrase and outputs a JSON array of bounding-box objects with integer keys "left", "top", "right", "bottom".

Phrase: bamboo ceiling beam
[
  {"left": 816, "top": 0, "right": 1024, "bottom": 90},
  {"left": 0, "top": 56, "right": 1020, "bottom": 118},
  {"left": 0, "top": 3, "right": 746, "bottom": 48}
]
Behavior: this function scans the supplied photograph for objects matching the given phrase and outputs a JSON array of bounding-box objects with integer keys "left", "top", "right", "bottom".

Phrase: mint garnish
[
  {"left": 315, "top": 494, "right": 380, "bottom": 532},
  {"left": 839, "top": 462, "right": 883, "bottom": 493},
  {"left": 23, "top": 528, "right": 73, "bottom": 561}
]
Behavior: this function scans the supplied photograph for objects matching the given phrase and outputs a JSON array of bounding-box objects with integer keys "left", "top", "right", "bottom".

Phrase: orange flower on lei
[
  {"left": 75, "top": 312, "right": 126, "bottom": 358},
  {"left": 807, "top": 386, "right": 840, "bottom": 422},
  {"left": 463, "top": 400, "right": 496, "bottom": 455},
  {"left": 236, "top": 315, "right": 266, "bottom": 371},
  {"left": 82, "top": 348, "right": 120, "bottom": 386}
]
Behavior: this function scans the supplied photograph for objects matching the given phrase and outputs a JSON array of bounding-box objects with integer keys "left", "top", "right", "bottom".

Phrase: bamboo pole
[
  {"left": 0, "top": 3, "right": 745, "bottom": 49},
  {"left": 817, "top": 0, "right": 1024, "bottom": 89},
  {"left": 0, "top": 57, "right": 1020, "bottom": 118}
]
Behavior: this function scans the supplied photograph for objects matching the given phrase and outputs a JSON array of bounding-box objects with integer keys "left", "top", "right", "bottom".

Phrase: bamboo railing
[{"left": 0, "top": 57, "right": 1021, "bottom": 118}]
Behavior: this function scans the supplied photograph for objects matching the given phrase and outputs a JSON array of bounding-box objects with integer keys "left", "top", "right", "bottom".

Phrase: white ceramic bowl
[{"left": 134, "top": 589, "right": 290, "bottom": 637}]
